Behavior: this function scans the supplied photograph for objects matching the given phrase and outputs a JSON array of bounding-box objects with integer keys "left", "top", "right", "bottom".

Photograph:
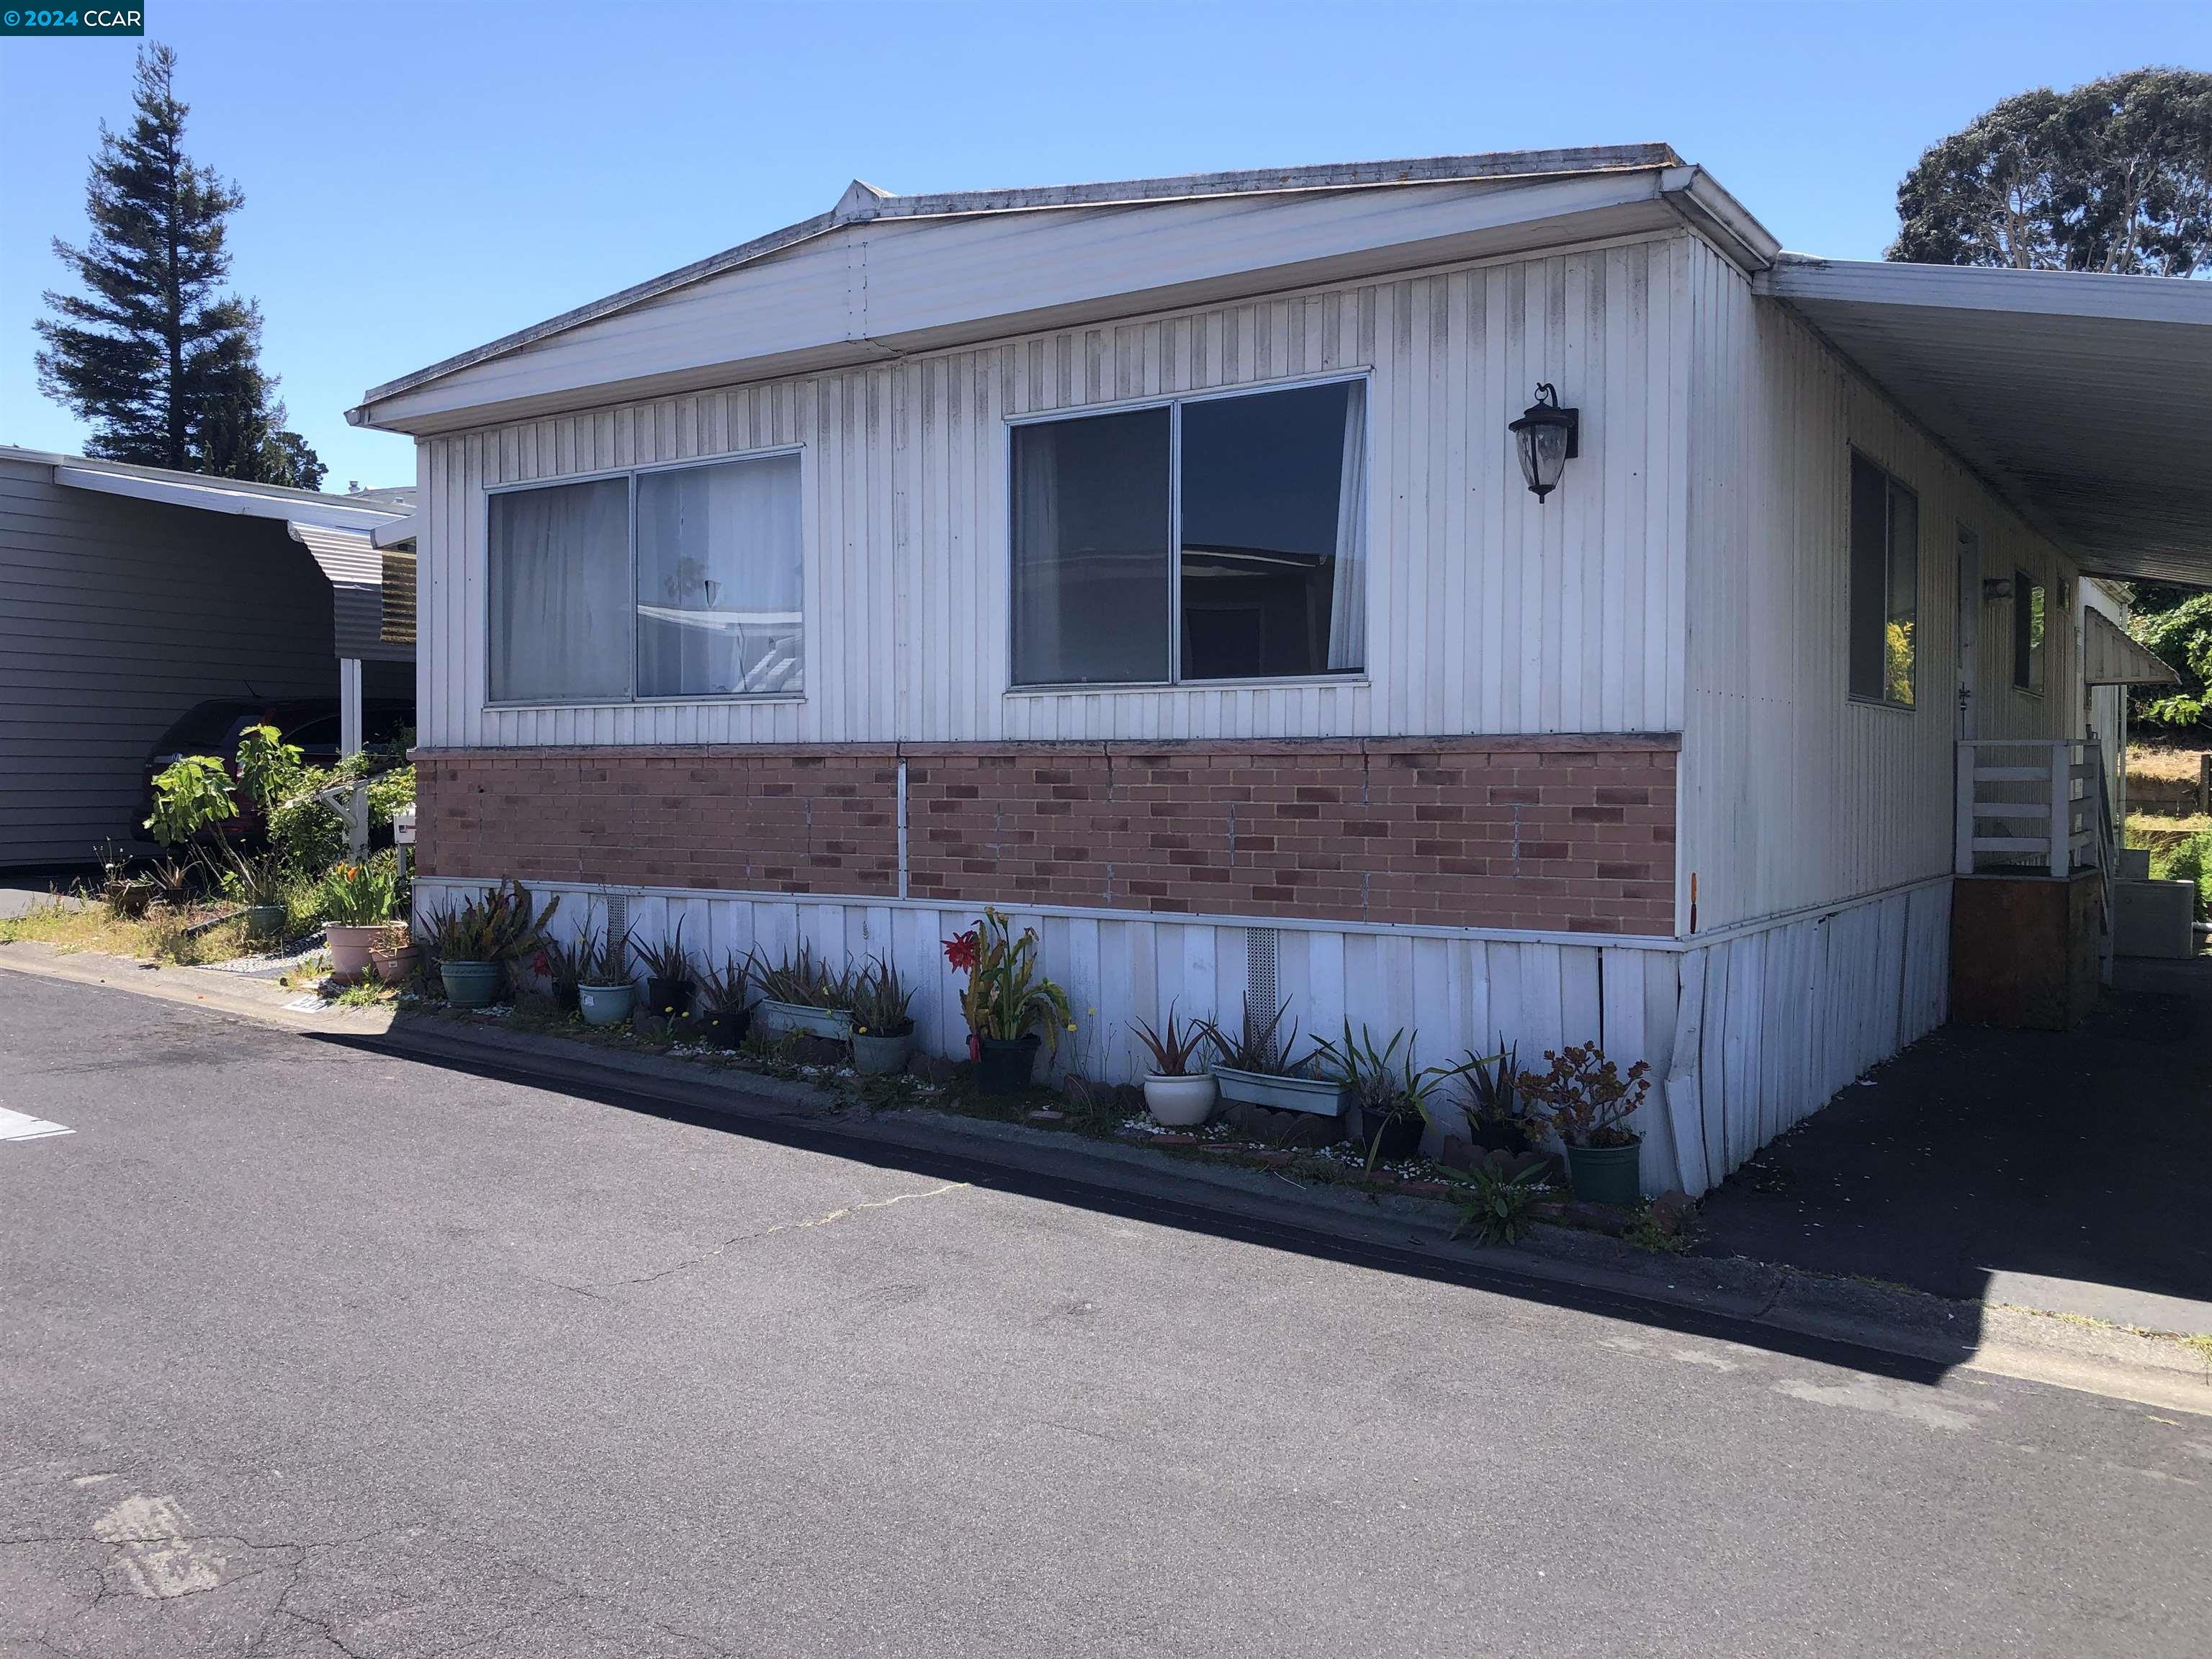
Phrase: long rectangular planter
[
  {"left": 754, "top": 999, "right": 853, "bottom": 1042},
  {"left": 1211, "top": 1065, "right": 1347, "bottom": 1117}
]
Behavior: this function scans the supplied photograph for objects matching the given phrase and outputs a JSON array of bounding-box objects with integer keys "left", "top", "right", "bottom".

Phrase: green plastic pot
[
  {"left": 440, "top": 960, "right": 500, "bottom": 1010},
  {"left": 242, "top": 903, "right": 286, "bottom": 945},
  {"left": 1564, "top": 1138, "right": 1644, "bottom": 1206}
]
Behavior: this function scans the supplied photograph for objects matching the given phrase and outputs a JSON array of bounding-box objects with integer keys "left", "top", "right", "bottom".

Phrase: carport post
[{"left": 338, "top": 657, "right": 367, "bottom": 856}]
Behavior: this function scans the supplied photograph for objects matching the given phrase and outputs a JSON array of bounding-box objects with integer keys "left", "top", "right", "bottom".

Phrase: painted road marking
[{"left": 0, "top": 1105, "right": 73, "bottom": 1142}]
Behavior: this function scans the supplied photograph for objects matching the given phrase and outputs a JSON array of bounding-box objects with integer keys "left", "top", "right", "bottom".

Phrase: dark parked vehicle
[{"left": 136, "top": 698, "right": 415, "bottom": 842}]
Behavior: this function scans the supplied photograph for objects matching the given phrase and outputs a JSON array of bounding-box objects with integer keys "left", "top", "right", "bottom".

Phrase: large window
[
  {"left": 1011, "top": 378, "right": 1367, "bottom": 688},
  {"left": 487, "top": 451, "right": 804, "bottom": 705},
  {"left": 1847, "top": 452, "right": 1918, "bottom": 708},
  {"left": 2013, "top": 570, "right": 2046, "bottom": 694}
]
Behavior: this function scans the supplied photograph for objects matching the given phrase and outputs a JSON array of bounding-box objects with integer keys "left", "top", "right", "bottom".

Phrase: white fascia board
[
  {"left": 370, "top": 513, "right": 420, "bottom": 550},
  {"left": 53, "top": 465, "right": 403, "bottom": 531},
  {"left": 1658, "top": 165, "right": 1781, "bottom": 273},
  {"left": 1755, "top": 255, "right": 2212, "bottom": 325}
]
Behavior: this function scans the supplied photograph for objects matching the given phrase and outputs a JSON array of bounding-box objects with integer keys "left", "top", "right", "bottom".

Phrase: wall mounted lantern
[{"left": 1509, "top": 383, "right": 1580, "bottom": 503}]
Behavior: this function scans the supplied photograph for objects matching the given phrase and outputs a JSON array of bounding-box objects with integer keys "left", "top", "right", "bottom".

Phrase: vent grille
[
  {"left": 605, "top": 894, "right": 631, "bottom": 944},
  {"left": 1244, "top": 927, "right": 1280, "bottom": 1064}
]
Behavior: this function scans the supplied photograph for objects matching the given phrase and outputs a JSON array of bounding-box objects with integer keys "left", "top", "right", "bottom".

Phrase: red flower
[{"left": 943, "top": 930, "right": 979, "bottom": 973}]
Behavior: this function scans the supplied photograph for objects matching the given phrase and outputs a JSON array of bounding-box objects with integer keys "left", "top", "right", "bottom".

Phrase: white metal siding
[
  {"left": 0, "top": 457, "right": 343, "bottom": 866},
  {"left": 1678, "top": 242, "right": 2082, "bottom": 934},
  {"left": 415, "top": 236, "right": 1695, "bottom": 749}
]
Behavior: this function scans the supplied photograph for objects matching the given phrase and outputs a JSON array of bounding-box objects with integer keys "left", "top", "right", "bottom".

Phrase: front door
[{"left": 1956, "top": 524, "right": 1981, "bottom": 742}]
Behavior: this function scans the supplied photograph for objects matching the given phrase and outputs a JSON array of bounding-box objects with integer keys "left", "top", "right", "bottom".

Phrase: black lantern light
[{"left": 1508, "top": 383, "right": 1580, "bottom": 503}]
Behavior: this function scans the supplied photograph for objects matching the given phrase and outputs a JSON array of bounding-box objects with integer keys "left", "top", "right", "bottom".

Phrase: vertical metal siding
[
  {"left": 416, "top": 238, "right": 1694, "bottom": 749},
  {"left": 1678, "top": 240, "right": 2083, "bottom": 934}
]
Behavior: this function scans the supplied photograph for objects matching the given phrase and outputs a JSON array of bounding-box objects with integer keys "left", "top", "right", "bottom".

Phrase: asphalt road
[{"left": 2, "top": 971, "right": 2206, "bottom": 1658}]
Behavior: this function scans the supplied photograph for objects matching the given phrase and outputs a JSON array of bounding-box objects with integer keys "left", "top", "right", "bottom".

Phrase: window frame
[
  {"left": 1845, "top": 447, "right": 1920, "bottom": 714},
  {"left": 2013, "top": 567, "right": 2047, "bottom": 698},
  {"left": 482, "top": 444, "right": 808, "bottom": 711},
  {"left": 1003, "top": 369, "right": 1374, "bottom": 693}
]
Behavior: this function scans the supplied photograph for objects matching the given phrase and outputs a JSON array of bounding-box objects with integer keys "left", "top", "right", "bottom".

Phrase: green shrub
[
  {"left": 2147, "top": 830, "right": 2212, "bottom": 920},
  {"left": 145, "top": 755, "right": 235, "bottom": 846}
]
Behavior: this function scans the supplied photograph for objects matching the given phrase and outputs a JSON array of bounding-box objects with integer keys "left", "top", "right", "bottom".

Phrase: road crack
[{"left": 585, "top": 1180, "right": 971, "bottom": 1291}]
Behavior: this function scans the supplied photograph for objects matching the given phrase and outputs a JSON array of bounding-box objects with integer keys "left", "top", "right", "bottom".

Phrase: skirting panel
[
  {"left": 413, "top": 874, "right": 1950, "bottom": 1200},
  {"left": 1658, "top": 880, "right": 1952, "bottom": 1196}
]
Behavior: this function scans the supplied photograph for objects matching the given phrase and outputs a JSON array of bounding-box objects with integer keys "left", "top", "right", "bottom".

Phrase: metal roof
[
  {"left": 1, "top": 444, "right": 413, "bottom": 531},
  {"left": 1754, "top": 256, "right": 2212, "bottom": 585},
  {"left": 351, "top": 145, "right": 1698, "bottom": 415}
]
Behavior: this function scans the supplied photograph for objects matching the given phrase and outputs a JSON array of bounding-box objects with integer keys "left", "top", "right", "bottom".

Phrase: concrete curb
[{"left": 6, "top": 945, "right": 2206, "bottom": 1414}]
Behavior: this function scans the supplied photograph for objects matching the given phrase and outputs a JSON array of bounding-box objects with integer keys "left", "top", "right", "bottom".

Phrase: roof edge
[{"left": 349, "top": 143, "right": 1684, "bottom": 423}]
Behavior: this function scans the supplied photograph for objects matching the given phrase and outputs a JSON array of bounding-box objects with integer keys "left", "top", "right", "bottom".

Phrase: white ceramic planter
[
  {"left": 755, "top": 999, "right": 854, "bottom": 1042},
  {"left": 1143, "top": 1072, "right": 1218, "bottom": 1128},
  {"left": 1211, "top": 1065, "right": 1348, "bottom": 1117}
]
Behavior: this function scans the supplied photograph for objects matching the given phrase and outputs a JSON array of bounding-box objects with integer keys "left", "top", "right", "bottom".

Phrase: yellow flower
[{"left": 1066, "top": 1022, "right": 1077, "bottom": 1032}]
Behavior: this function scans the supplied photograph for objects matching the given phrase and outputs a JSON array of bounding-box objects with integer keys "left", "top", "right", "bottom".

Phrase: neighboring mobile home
[
  {"left": 0, "top": 448, "right": 418, "bottom": 869},
  {"left": 349, "top": 145, "right": 2212, "bottom": 1195}
]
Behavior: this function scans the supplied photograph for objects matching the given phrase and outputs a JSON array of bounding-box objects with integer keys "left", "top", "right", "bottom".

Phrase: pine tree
[{"left": 34, "top": 42, "right": 324, "bottom": 487}]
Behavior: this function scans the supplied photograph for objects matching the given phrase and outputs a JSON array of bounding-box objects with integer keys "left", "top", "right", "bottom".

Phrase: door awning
[
  {"left": 2083, "top": 608, "right": 2180, "bottom": 687},
  {"left": 1754, "top": 257, "right": 2212, "bottom": 587}
]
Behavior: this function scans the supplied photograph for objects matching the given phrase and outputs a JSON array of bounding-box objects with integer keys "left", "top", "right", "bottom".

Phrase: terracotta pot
[{"left": 325, "top": 923, "right": 386, "bottom": 984}]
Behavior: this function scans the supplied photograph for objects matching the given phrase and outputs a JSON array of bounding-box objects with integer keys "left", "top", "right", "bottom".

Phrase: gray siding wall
[{"left": 0, "top": 456, "right": 338, "bottom": 867}]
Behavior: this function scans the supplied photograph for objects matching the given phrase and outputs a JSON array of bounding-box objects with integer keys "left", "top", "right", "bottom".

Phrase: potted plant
[
  {"left": 421, "top": 878, "right": 559, "bottom": 1010},
  {"left": 693, "top": 953, "right": 754, "bottom": 1048},
  {"left": 637, "top": 920, "right": 698, "bottom": 1019},
  {"left": 96, "top": 841, "right": 154, "bottom": 919},
  {"left": 576, "top": 927, "right": 636, "bottom": 1028},
  {"left": 319, "top": 860, "right": 399, "bottom": 984},
  {"left": 217, "top": 842, "right": 292, "bottom": 945},
  {"left": 1198, "top": 996, "right": 1348, "bottom": 1118},
  {"left": 750, "top": 942, "right": 858, "bottom": 1041},
  {"left": 1457, "top": 1040, "right": 1529, "bottom": 1154},
  {"left": 1131, "top": 1007, "right": 1216, "bottom": 1126},
  {"left": 944, "top": 909, "right": 1072, "bottom": 1094},
  {"left": 1517, "top": 1043, "right": 1652, "bottom": 1205},
  {"left": 1313, "top": 1022, "right": 1449, "bottom": 1170},
  {"left": 536, "top": 932, "right": 589, "bottom": 1013},
  {"left": 367, "top": 921, "right": 419, "bottom": 987},
  {"left": 850, "top": 956, "right": 917, "bottom": 1075}
]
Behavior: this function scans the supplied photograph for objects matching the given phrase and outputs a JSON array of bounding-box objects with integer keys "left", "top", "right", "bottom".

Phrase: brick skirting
[{"left": 416, "top": 735, "right": 1677, "bottom": 935}]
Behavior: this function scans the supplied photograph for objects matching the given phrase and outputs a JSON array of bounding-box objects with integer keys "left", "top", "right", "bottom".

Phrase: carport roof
[{"left": 1753, "top": 256, "right": 2212, "bottom": 587}]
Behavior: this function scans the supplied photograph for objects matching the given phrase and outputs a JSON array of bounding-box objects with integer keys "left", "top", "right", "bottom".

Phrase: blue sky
[{"left": 2, "top": 0, "right": 2206, "bottom": 489}]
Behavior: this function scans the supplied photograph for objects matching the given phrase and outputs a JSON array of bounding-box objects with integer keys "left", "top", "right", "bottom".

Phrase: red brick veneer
[{"left": 416, "top": 736, "right": 1676, "bottom": 935}]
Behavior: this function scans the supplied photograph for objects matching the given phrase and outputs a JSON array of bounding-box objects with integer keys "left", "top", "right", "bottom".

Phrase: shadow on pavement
[{"left": 1695, "top": 954, "right": 2212, "bottom": 1337}]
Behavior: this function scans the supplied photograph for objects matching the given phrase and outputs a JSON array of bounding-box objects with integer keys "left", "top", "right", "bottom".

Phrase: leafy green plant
[
  {"left": 1450, "top": 1162, "right": 1550, "bottom": 1245},
  {"left": 1622, "top": 1207, "right": 1692, "bottom": 1255},
  {"left": 215, "top": 840, "right": 289, "bottom": 908},
  {"left": 1310, "top": 1022, "right": 1455, "bottom": 1170},
  {"left": 577, "top": 926, "right": 630, "bottom": 988},
  {"left": 318, "top": 861, "right": 398, "bottom": 925},
  {"left": 2147, "top": 830, "right": 2212, "bottom": 920},
  {"left": 751, "top": 940, "right": 858, "bottom": 1010},
  {"left": 700, "top": 954, "right": 753, "bottom": 1021},
  {"left": 1516, "top": 1043, "right": 1652, "bottom": 1150},
  {"left": 1130, "top": 1007, "right": 1209, "bottom": 1076},
  {"left": 635, "top": 920, "right": 696, "bottom": 989},
  {"left": 1196, "top": 995, "right": 1307, "bottom": 1076},
  {"left": 148, "top": 855, "right": 199, "bottom": 908},
  {"left": 942, "top": 909, "right": 1073, "bottom": 1049},
  {"left": 234, "top": 724, "right": 303, "bottom": 814},
  {"left": 145, "top": 755, "right": 236, "bottom": 847},
  {"left": 851, "top": 957, "right": 914, "bottom": 1037},
  {"left": 417, "top": 879, "right": 559, "bottom": 967},
  {"left": 1456, "top": 1041, "right": 1527, "bottom": 1151}
]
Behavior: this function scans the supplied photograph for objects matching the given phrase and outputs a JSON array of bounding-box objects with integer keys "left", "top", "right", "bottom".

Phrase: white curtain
[
  {"left": 488, "top": 477, "right": 631, "bottom": 703},
  {"left": 637, "top": 454, "right": 804, "bottom": 697},
  {"left": 1326, "top": 379, "right": 1368, "bottom": 673}
]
